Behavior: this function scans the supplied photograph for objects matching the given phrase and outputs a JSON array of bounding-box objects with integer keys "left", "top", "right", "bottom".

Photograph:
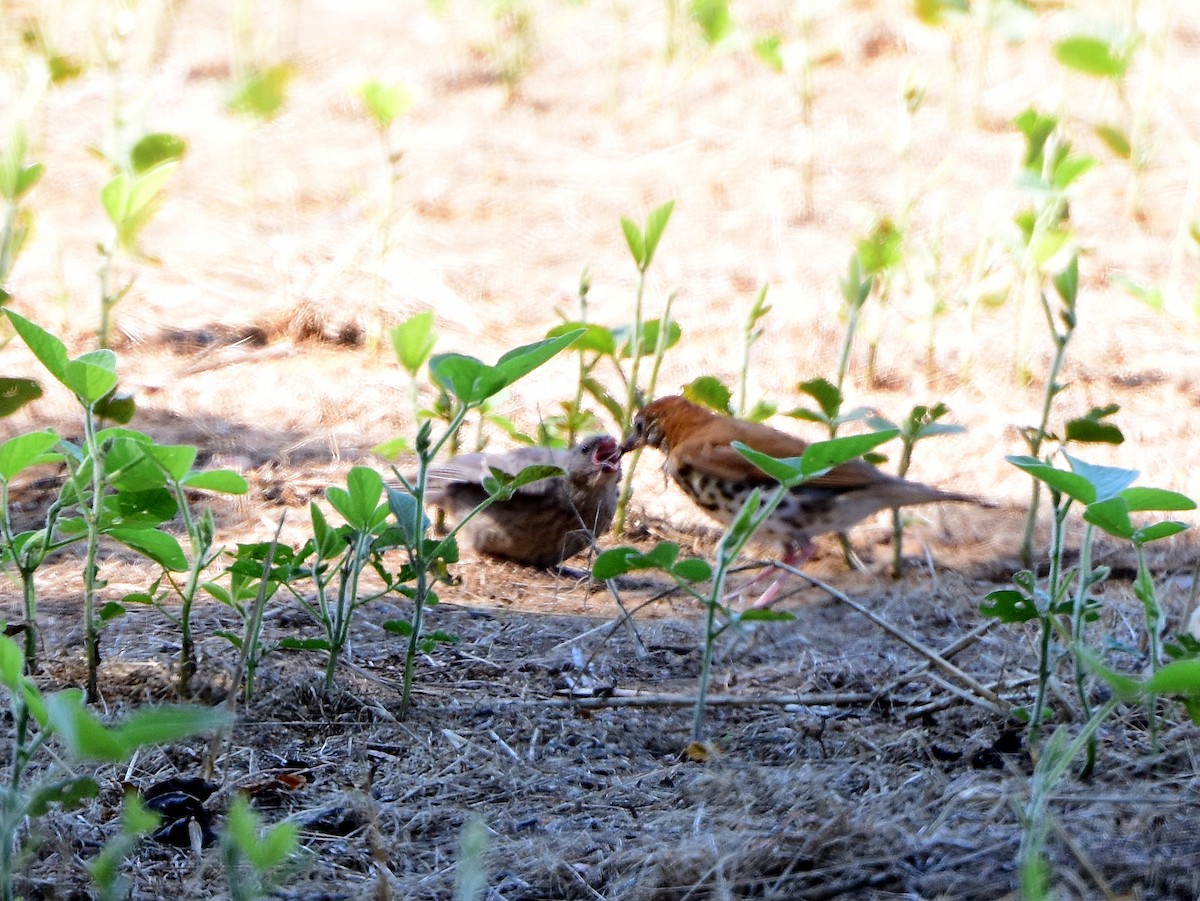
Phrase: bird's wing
[
  {"left": 427, "top": 446, "right": 568, "bottom": 497},
  {"left": 673, "top": 433, "right": 895, "bottom": 494}
]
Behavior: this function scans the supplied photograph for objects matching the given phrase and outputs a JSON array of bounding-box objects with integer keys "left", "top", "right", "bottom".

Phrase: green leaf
[
  {"left": 0, "top": 377, "right": 42, "bottom": 416},
  {"left": 1055, "top": 35, "right": 1128, "bottom": 79},
  {"left": 800, "top": 430, "right": 898, "bottom": 478},
  {"left": 279, "top": 637, "right": 333, "bottom": 651},
  {"left": 0, "top": 126, "right": 44, "bottom": 202},
  {"left": 45, "top": 690, "right": 127, "bottom": 762},
  {"left": 227, "top": 63, "right": 294, "bottom": 120},
  {"left": 1051, "top": 154, "right": 1097, "bottom": 192},
  {"left": 913, "top": 0, "right": 968, "bottom": 26},
  {"left": 99, "top": 601, "right": 125, "bottom": 621},
  {"left": 0, "top": 635, "right": 24, "bottom": 690},
  {"left": 1119, "top": 487, "right": 1196, "bottom": 513},
  {"left": 146, "top": 443, "right": 197, "bottom": 481},
  {"left": 1136, "top": 521, "right": 1189, "bottom": 543},
  {"left": 64, "top": 358, "right": 119, "bottom": 405},
  {"left": 642, "top": 201, "right": 675, "bottom": 270},
  {"left": 431, "top": 331, "right": 582, "bottom": 405},
  {"left": 129, "top": 132, "right": 187, "bottom": 174},
  {"left": 1094, "top": 123, "right": 1131, "bottom": 159},
  {"left": 613, "top": 319, "right": 682, "bottom": 359},
  {"left": 795, "top": 377, "right": 842, "bottom": 420},
  {"left": 1146, "top": 659, "right": 1200, "bottom": 696},
  {"left": 856, "top": 218, "right": 903, "bottom": 276},
  {"left": 7, "top": 311, "right": 70, "bottom": 385},
  {"left": 327, "top": 466, "right": 387, "bottom": 532},
  {"left": 1065, "top": 417, "right": 1123, "bottom": 445},
  {"left": 691, "top": 0, "right": 734, "bottom": 46},
  {"left": 94, "top": 388, "right": 136, "bottom": 423},
  {"left": 672, "top": 558, "right": 713, "bottom": 582},
  {"left": 753, "top": 34, "right": 784, "bottom": 72},
  {"left": 1064, "top": 453, "right": 1139, "bottom": 501},
  {"left": 0, "top": 430, "right": 59, "bottom": 480},
  {"left": 390, "top": 311, "right": 436, "bottom": 376},
  {"left": 731, "top": 444, "right": 804, "bottom": 484},
  {"left": 592, "top": 545, "right": 687, "bottom": 580},
  {"left": 1006, "top": 456, "right": 1095, "bottom": 503},
  {"left": 1083, "top": 496, "right": 1133, "bottom": 540},
  {"left": 546, "top": 321, "right": 615, "bottom": 355},
  {"left": 382, "top": 619, "right": 414, "bottom": 636},
  {"left": 682, "top": 375, "right": 733, "bottom": 414},
  {"left": 980, "top": 589, "right": 1038, "bottom": 623},
  {"left": 1013, "top": 107, "right": 1059, "bottom": 171},
  {"left": 27, "top": 776, "right": 100, "bottom": 816},
  {"left": 737, "top": 608, "right": 795, "bottom": 623},
  {"left": 111, "top": 704, "right": 228, "bottom": 752},
  {"left": 621, "top": 217, "right": 645, "bottom": 268},
  {"left": 107, "top": 527, "right": 188, "bottom": 571},
  {"left": 357, "top": 79, "right": 413, "bottom": 129},
  {"left": 181, "top": 469, "right": 249, "bottom": 494}
]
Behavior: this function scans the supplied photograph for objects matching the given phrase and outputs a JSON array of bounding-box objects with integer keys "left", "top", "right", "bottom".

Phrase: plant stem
[{"left": 81, "top": 406, "right": 104, "bottom": 704}]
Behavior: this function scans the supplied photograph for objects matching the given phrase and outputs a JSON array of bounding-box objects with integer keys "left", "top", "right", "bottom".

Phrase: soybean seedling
[
  {"left": 96, "top": 132, "right": 186, "bottom": 348},
  {"left": 384, "top": 330, "right": 584, "bottom": 718},
  {"left": 681, "top": 283, "right": 775, "bottom": 424},
  {"left": 867, "top": 403, "right": 965, "bottom": 578},
  {"left": 549, "top": 202, "right": 679, "bottom": 534},
  {"left": 7, "top": 313, "right": 247, "bottom": 699},
  {"left": 1054, "top": 24, "right": 1149, "bottom": 218},
  {"left": 0, "top": 633, "right": 225, "bottom": 901},
  {"left": 982, "top": 452, "right": 1193, "bottom": 768},
  {"left": 596, "top": 429, "right": 897, "bottom": 743},
  {"left": 357, "top": 78, "right": 414, "bottom": 353},
  {"left": 220, "top": 795, "right": 303, "bottom": 901}
]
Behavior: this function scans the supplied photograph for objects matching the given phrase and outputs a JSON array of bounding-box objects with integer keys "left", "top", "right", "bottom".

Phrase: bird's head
[
  {"left": 620, "top": 395, "right": 706, "bottom": 455},
  {"left": 574, "top": 434, "right": 623, "bottom": 478}
]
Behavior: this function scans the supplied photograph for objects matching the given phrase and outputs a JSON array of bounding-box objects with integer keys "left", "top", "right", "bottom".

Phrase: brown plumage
[
  {"left": 621, "top": 395, "right": 976, "bottom": 560},
  {"left": 422, "top": 435, "right": 622, "bottom": 568}
]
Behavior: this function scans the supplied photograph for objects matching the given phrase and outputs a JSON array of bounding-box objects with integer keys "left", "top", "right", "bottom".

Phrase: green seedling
[
  {"left": 382, "top": 330, "right": 584, "bottom": 718},
  {"left": 253, "top": 467, "right": 408, "bottom": 694},
  {"left": 983, "top": 452, "right": 1193, "bottom": 768},
  {"left": 912, "top": 0, "right": 1036, "bottom": 125},
  {"left": 834, "top": 251, "right": 872, "bottom": 396},
  {"left": 97, "top": 132, "right": 186, "bottom": 348},
  {"left": 786, "top": 376, "right": 871, "bottom": 440},
  {"left": 7, "top": 313, "right": 245, "bottom": 699},
  {"left": 596, "top": 429, "right": 897, "bottom": 742},
  {"left": 855, "top": 218, "right": 904, "bottom": 387},
  {"left": 205, "top": 540, "right": 283, "bottom": 704},
  {"left": 0, "top": 633, "right": 225, "bottom": 900},
  {"left": 228, "top": 63, "right": 293, "bottom": 121},
  {"left": 453, "top": 816, "right": 491, "bottom": 901},
  {"left": 1054, "top": 26, "right": 1148, "bottom": 217},
  {"left": 220, "top": 795, "right": 303, "bottom": 901},
  {"left": 0, "top": 125, "right": 43, "bottom": 303},
  {"left": 753, "top": 1, "right": 841, "bottom": 218},
  {"left": 0, "top": 125, "right": 47, "bottom": 411},
  {"left": 867, "top": 403, "right": 965, "bottom": 578},
  {"left": 358, "top": 78, "right": 414, "bottom": 353},
  {"left": 1010, "top": 252, "right": 1124, "bottom": 569},
  {"left": 690, "top": 0, "right": 734, "bottom": 48},
  {"left": 483, "top": 0, "right": 537, "bottom": 99},
  {"left": 389, "top": 310, "right": 438, "bottom": 429},
  {"left": 682, "top": 284, "right": 775, "bottom": 423},
  {"left": 88, "top": 794, "right": 160, "bottom": 901},
  {"left": 108, "top": 432, "right": 247, "bottom": 698},
  {"left": 0, "top": 429, "right": 64, "bottom": 672}
]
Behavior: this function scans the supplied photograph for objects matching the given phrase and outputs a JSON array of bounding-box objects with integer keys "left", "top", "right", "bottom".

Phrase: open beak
[{"left": 594, "top": 436, "right": 622, "bottom": 473}]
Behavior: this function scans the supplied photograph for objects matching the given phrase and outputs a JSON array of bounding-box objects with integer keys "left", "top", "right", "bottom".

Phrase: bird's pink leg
[{"left": 725, "top": 542, "right": 814, "bottom": 609}]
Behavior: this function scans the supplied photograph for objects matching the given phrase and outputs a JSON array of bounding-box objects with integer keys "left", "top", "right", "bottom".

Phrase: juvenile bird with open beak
[{"left": 423, "top": 434, "right": 623, "bottom": 569}]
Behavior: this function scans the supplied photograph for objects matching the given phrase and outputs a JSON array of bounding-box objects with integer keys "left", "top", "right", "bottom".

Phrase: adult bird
[{"left": 621, "top": 396, "right": 976, "bottom": 586}]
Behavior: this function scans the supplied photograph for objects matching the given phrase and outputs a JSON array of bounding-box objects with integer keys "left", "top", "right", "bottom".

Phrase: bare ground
[{"left": 3, "top": 0, "right": 1200, "bottom": 898}]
